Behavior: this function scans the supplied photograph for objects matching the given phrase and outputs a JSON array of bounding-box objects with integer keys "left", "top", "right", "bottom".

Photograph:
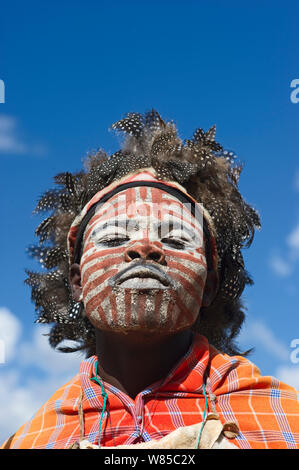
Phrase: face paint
[{"left": 80, "top": 186, "right": 208, "bottom": 333}]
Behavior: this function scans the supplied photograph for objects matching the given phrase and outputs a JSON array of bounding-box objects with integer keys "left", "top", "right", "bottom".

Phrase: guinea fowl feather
[{"left": 25, "top": 109, "right": 261, "bottom": 356}]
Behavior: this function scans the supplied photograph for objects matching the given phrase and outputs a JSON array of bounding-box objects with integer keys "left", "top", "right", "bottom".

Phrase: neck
[{"left": 95, "top": 329, "right": 193, "bottom": 399}]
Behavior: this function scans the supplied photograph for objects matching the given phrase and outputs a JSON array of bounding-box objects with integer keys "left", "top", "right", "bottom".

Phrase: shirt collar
[{"left": 79, "top": 333, "right": 210, "bottom": 408}]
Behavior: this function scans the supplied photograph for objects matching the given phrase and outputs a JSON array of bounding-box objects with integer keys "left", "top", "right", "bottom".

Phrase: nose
[{"left": 124, "top": 242, "right": 166, "bottom": 264}]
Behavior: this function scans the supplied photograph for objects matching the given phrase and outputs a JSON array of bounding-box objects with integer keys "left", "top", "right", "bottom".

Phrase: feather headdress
[{"left": 26, "top": 110, "right": 261, "bottom": 356}]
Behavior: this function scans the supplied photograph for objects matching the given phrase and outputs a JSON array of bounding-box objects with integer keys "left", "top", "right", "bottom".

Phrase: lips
[{"left": 109, "top": 261, "right": 173, "bottom": 288}]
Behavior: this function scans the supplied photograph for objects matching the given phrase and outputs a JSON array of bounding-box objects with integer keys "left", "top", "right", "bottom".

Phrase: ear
[
  {"left": 69, "top": 263, "right": 82, "bottom": 302},
  {"left": 201, "top": 270, "right": 219, "bottom": 307}
]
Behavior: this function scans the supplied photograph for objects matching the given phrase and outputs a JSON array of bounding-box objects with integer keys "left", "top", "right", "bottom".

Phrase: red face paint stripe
[
  {"left": 137, "top": 294, "right": 146, "bottom": 328},
  {"left": 139, "top": 186, "right": 147, "bottom": 201},
  {"left": 166, "top": 260, "right": 207, "bottom": 288},
  {"left": 81, "top": 255, "right": 124, "bottom": 283},
  {"left": 170, "top": 272, "right": 204, "bottom": 304},
  {"left": 150, "top": 186, "right": 163, "bottom": 205},
  {"left": 109, "top": 293, "right": 119, "bottom": 325},
  {"left": 84, "top": 284, "right": 114, "bottom": 315},
  {"left": 82, "top": 242, "right": 126, "bottom": 255},
  {"left": 173, "top": 295, "right": 195, "bottom": 325},
  {"left": 124, "top": 289, "right": 132, "bottom": 325},
  {"left": 83, "top": 269, "right": 119, "bottom": 301},
  {"left": 81, "top": 247, "right": 126, "bottom": 267},
  {"left": 167, "top": 258, "right": 207, "bottom": 275},
  {"left": 163, "top": 249, "right": 206, "bottom": 263},
  {"left": 164, "top": 297, "right": 176, "bottom": 330},
  {"left": 96, "top": 303, "right": 110, "bottom": 328},
  {"left": 160, "top": 195, "right": 204, "bottom": 227}
]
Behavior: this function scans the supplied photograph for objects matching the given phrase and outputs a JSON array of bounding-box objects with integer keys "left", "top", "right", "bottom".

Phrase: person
[{"left": 1, "top": 110, "right": 298, "bottom": 450}]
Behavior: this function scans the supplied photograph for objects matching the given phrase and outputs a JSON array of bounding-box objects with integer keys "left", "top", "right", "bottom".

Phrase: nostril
[
  {"left": 149, "top": 252, "right": 162, "bottom": 262},
  {"left": 124, "top": 244, "right": 166, "bottom": 264},
  {"left": 127, "top": 251, "right": 141, "bottom": 260}
]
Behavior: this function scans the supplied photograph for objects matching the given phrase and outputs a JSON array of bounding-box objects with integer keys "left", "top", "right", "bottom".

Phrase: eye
[
  {"left": 99, "top": 237, "right": 129, "bottom": 247},
  {"left": 161, "top": 237, "right": 186, "bottom": 249}
]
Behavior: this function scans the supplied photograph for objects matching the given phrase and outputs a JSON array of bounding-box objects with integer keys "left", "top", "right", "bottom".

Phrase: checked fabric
[{"left": 1, "top": 333, "right": 299, "bottom": 449}]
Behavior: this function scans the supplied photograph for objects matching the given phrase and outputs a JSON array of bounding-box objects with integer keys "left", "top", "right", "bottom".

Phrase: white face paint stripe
[
  {"left": 83, "top": 200, "right": 128, "bottom": 245},
  {"left": 82, "top": 192, "right": 204, "bottom": 248},
  {"left": 165, "top": 261, "right": 206, "bottom": 293}
]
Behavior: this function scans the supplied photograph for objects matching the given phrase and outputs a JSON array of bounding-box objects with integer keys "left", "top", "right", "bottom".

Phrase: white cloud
[
  {"left": 0, "top": 307, "right": 22, "bottom": 362},
  {"left": 18, "top": 325, "right": 83, "bottom": 374},
  {"left": 242, "top": 318, "right": 290, "bottom": 362},
  {"left": 275, "top": 365, "right": 299, "bottom": 390},
  {"left": 269, "top": 253, "right": 293, "bottom": 277},
  {"left": 0, "top": 311, "right": 82, "bottom": 445},
  {"left": 0, "top": 115, "right": 27, "bottom": 154},
  {"left": 239, "top": 317, "right": 299, "bottom": 389},
  {"left": 0, "top": 370, "right": 39, "bottom": 436},
  {"left": 269, "top": 221, "right": 299, "bottom": 278},
  {"left": 0, "top": 114, "right": 47, "bottom": 156}
]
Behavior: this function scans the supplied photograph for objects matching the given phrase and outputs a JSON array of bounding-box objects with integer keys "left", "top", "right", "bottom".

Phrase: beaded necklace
[{"left": 90, "top": 359, "right": 208, "bottom": 449}]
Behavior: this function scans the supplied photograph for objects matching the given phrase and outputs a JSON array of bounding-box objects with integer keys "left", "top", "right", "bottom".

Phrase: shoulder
[
  {"left": 208, "top": 343, "right": 298, "bottom": 395},
  {"left": 206, "top": 344, "right": 299, "bottom": 448},
  {"left": 207, "top": 343, "right": 299, "bottom": 415}
]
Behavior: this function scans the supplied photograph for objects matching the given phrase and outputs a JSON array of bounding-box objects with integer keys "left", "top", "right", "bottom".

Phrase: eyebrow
[
  {"left": 91, "top": 219, "right": 138, "bottom": 234},
  {"left": 92, "top": 220, "right": 129, "bottom": 231},
  {"left": 91, "top": 219, "right": 201, "bottom": 240}
]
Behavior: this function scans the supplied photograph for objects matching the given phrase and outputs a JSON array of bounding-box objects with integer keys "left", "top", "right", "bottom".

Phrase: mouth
[{"left": 109, "top": 261, "right": 173, "bottom": 288}]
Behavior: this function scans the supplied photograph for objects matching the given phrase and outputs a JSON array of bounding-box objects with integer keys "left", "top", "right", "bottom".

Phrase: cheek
[
  {"left": 80, "top": 245, "right": 123, "bottom": 306},
  {"left": 152, "top": 249, "right": 207, "bottom": 330},
  {"left": 164, "top": 248, "right": 207, "bottom": 293},
  {"left": 81, "top": 242, "right": 125, "bottom": 277},
  {"left": 81, "top": 247, "right": 112, "bottom": 277}
]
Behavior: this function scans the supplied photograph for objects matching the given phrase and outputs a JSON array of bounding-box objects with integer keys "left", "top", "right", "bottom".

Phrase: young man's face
[{"left": 79, "top": 186, "right": 209, "bottom": 333}]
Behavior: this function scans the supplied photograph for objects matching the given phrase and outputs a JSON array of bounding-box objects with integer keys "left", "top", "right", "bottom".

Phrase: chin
[
  {"left": 86, "top": 312, "right": 196, "bottom": 336},
  {"left": 84, "top": 286, "right": 200, "bottom": 334}
]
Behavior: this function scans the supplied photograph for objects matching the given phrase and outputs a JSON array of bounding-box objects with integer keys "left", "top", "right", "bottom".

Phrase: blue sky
[{"left": 0, "top": 0, "right": 299, "bottom": 442}]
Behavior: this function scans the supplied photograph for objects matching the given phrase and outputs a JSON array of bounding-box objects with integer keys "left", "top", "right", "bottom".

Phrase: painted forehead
[{"left": 83, "top": 186, "right": 204, "bottom": 245}]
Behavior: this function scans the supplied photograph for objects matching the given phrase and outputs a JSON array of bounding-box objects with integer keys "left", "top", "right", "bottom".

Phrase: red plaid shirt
[{"left": 2, "top": 334, "right": 299, "bottom": 449}]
